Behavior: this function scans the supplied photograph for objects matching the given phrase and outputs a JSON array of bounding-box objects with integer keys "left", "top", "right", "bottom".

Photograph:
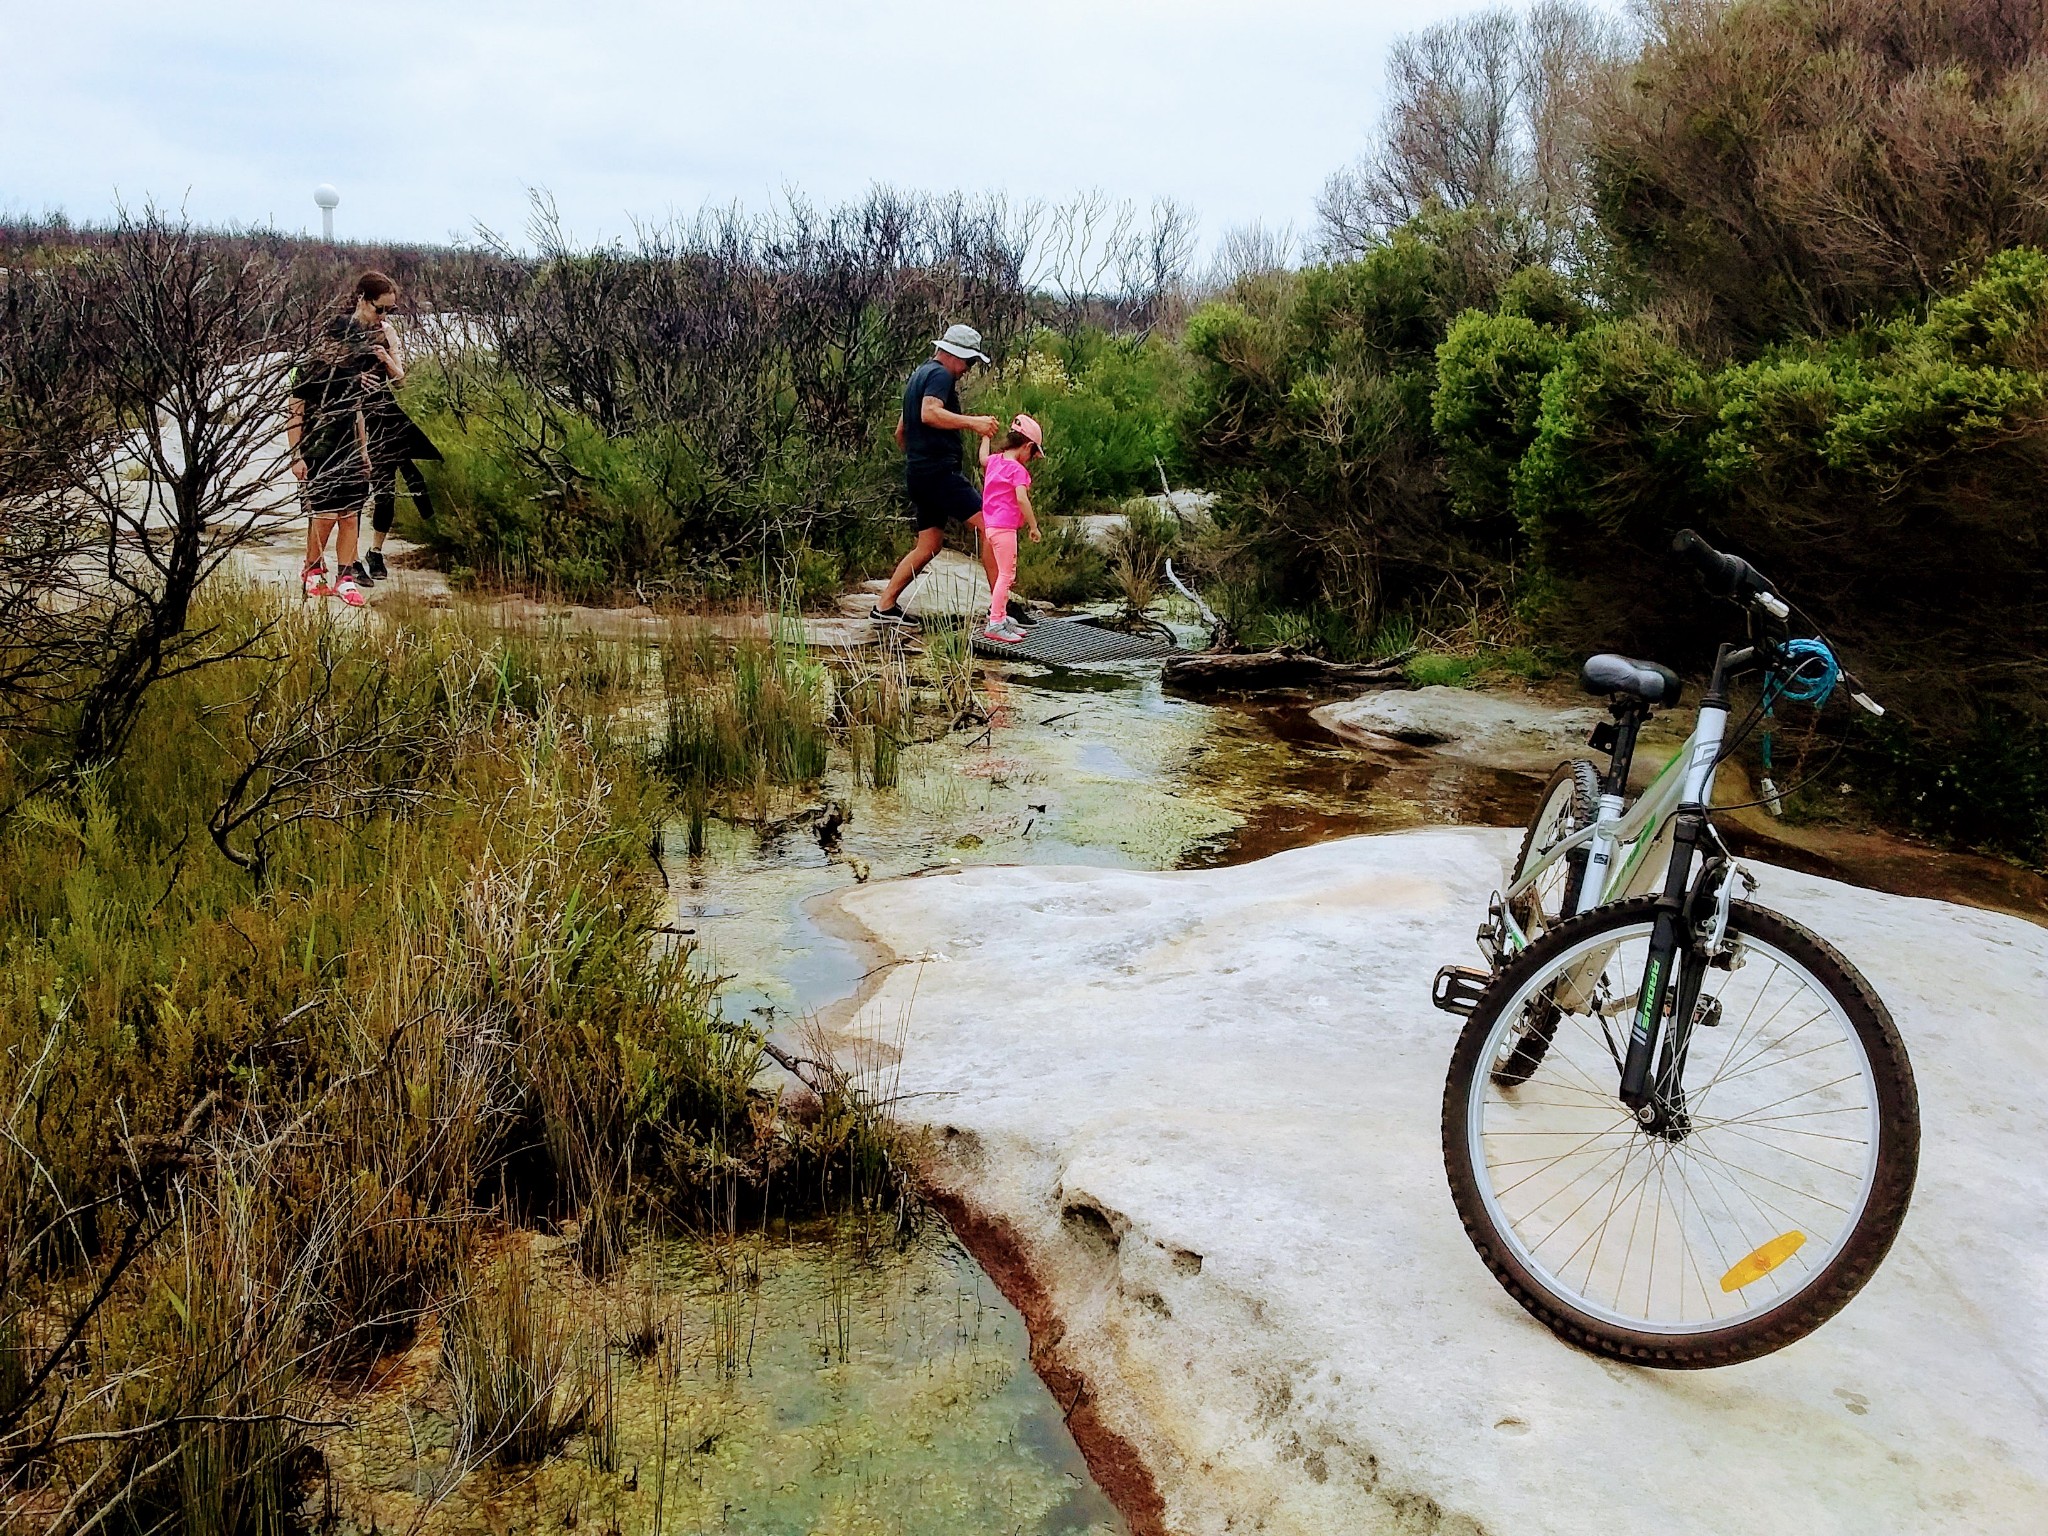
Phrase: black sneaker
[
  {"left": 872, "top": 603, "right": 911, "bottom": 625},
  {"left": 364, "top": 549, "right": 389, "bottom": 582},
  {"left": 347, "top": 560, "right": 375, "bottom": 588},
  {"left": 1010, "top": 607, "right": 1039, "bottom": 627}
]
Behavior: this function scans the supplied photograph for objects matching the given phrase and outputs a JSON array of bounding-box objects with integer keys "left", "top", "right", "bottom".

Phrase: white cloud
[{"left": 5, "top": 0, "right": 1508, "bottom": 249}]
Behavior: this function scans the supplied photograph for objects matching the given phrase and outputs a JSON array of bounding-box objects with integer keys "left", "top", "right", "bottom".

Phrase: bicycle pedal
[{"left": 1433, "top": 964, "right": 1493, "bottom": 1018}]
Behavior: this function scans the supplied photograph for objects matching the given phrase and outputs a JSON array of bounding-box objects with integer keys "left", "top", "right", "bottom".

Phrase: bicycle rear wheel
[
  {"left": 1491, "top": 758, "right": 1601, "bottom": 1086},
  {"left": 1442, "top": 897, "right": 1918, "bottom": 1366},
  {"left": 1509, "top": 757, "right": 1601, "bottom": 939}
]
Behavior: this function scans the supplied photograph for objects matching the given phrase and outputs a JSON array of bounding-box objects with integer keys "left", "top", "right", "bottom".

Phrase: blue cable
[
  {"left": 1767, "top": 637, "right": 1840, "bottom": 708},
  {"left": 1759, "top": 638, "right": 1839, "bottom": 794}
]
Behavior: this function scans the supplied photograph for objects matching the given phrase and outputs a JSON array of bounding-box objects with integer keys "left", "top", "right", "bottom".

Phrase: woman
[{"left": 288, "top": 271, "right": 396, "bottom": 605}]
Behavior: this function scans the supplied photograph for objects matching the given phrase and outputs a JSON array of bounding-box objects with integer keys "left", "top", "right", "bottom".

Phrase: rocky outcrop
[
  {"left": 1314, "top": 687, "right": 1605, "bottom": 771},
  {"left": 828, "top": 829, "right": 2048, "bottom": 1535}
]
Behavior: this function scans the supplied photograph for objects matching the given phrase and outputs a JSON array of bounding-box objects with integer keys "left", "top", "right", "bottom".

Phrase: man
[
  {"left": 287, "top": 271, "right": 399, "bottom": 606},
  {"left": 871, "top": 322, "right": 1009, "bottom": 625},
  {"left": 360, "top": 311, "right": 441, "bottom": 584}
]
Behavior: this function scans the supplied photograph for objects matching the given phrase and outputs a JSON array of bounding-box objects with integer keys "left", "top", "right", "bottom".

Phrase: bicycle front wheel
[{"left": 1442, "top": 897, "right": 1918, "bottom": 1366}]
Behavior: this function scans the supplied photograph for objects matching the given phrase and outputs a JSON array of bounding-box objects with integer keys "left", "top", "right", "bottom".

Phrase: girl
[{"left": 978, "top": 413, "right": 1043, "bottom": 643}]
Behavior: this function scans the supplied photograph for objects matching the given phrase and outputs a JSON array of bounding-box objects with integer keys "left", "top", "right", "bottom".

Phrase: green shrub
[
  {"left": 407, "top": 365, "right": 896, "bottom": 602},
  {"left": 1434, "top": 309, "right": 1570, "bottom": 526},
  {"left": 1013, "top": 517, "right": 1108, "bottom": 606},
  {"left": 975, "top": 328, "right": 1191, "bottom": 512},
  {"left": 1406, "top": 652, "right": 1480, "bottom": 688},
  {"left": 1179, "top": 225, "right": 1528, "bottom": 637}
]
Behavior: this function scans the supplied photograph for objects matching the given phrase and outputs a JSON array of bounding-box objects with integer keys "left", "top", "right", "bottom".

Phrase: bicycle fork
[{"left": 1618, "top": 685, "right": 1729, "bottom": 1124}]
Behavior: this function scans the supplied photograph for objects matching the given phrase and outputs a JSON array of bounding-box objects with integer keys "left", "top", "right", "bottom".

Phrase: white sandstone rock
[
  {"left": 1315, "top": 687, "right": 1605, "bottom": 771},
  {"left": 827, "top": 828, "right": 2048, "bottom": 1535}
]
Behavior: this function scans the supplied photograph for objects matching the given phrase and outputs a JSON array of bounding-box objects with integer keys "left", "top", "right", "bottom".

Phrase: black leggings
[{"left": 370, "top": 458, "right": 433, "bottom": 536}]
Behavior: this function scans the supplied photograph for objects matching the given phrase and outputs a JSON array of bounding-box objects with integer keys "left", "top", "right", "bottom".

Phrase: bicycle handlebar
[{"left": 1672, "top": 530, "right": 1788, "bottom": 618}]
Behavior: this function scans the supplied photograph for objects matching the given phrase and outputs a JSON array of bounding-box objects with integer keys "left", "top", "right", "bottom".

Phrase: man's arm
[
  {"left": 895, "top": 414, "right": 906, "bottom": 451},
  {"left": 921, "top": 394, "right": 998, "bottom": 437}
]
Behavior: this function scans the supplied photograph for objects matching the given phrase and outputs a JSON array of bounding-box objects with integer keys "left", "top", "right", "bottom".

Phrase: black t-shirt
[
  {"left": 290, "top": 316, "right": 382, "bottom": 480},
  {"left": 902, "top": 357, "right": 965, "bottom": 473}
]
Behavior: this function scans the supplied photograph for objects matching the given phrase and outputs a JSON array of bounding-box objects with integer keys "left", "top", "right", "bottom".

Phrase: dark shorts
[
  {"left": 906, "top": 466, "right": 982, "bottom": 532},
  {"left": 304, "top": 472, "right": 369, "bottom": 517}
]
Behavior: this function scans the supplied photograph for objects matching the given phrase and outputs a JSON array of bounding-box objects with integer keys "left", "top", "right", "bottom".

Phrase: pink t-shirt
[{"left": 981, "top": 454, "right": 1031, "bottom": 530}]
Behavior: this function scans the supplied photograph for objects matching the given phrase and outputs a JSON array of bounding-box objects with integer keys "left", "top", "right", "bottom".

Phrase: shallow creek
[
  {"left": 318, "top": 658, "right": 1547, "bottom": 1536},
  {"left": 326, "top": 1219, "right": 1122, "bottom": 1534},
  {"left": 681, "top": 660, "right": 1541, "bottom": 1029},
  {"left": 604, "top": 661, "right": 1547, "bottom": 1533}
]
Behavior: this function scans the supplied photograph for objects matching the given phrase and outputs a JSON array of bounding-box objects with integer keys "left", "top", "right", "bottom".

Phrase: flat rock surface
[
  {"left": 827, "top": 829, "right": 2048, "bottom": 1534},
  {"left": 1316, "top": 686, "right": 1604, "bottom": 770}
]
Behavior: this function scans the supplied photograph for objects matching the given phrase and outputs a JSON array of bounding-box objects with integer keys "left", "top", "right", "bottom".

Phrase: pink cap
[{"left": 1011, "top": 412, "right": 1044, "bottom": 449}]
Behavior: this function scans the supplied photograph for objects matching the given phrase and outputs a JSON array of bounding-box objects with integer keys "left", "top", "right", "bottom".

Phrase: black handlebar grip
[{"left": 1672, "top": 528, "right": 1762, "bottom": 600}]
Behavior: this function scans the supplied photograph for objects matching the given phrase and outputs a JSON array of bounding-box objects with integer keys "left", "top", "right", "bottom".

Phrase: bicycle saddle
[{"left": 1580, "top": 653, "right": 1683, "bottom": 707}]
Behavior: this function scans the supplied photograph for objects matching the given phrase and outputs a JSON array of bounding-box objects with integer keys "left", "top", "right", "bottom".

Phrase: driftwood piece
[{"left": 1161, "top": 645, "right": 1413, "bottom": 697}]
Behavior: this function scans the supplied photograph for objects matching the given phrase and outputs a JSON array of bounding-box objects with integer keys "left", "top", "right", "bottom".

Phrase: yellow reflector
[{"left": 1720, "top": 1231, "right": 1807, "bottom": 1293}]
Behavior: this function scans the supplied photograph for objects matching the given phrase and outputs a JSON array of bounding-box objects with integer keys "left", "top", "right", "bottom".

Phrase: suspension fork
[{"left": 1618, "top": 660, "right": 1733, "bottom": 1113}]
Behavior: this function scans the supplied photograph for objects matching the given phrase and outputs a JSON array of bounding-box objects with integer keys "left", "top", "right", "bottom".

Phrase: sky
[{"left": 5, "top": 0, "right": 1502, "bottom": 255}]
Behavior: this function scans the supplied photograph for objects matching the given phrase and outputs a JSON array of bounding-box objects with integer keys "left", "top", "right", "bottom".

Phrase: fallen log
[{"left": 1161, "top": 645, "right": 1413, "bottom": 696}]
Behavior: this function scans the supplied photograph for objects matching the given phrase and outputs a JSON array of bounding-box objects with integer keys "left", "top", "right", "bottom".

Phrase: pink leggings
[{"left": 985, "top": 526, "right": 1018, "bottom": 624}]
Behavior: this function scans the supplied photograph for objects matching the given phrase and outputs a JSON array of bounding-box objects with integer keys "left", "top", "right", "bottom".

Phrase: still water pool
[{"left": 323, "top": 1220, "right": 1125, "bottom": 1534}]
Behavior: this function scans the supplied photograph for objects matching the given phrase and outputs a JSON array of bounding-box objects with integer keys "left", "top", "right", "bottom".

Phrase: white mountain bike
[{"left": 1430, "top": 531, "right": 1919, "bottom": 1367}]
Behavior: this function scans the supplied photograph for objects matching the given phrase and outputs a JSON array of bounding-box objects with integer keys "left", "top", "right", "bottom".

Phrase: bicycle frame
[{"left": 1490, "top": 721, "right": 1712, "bottom": 958}]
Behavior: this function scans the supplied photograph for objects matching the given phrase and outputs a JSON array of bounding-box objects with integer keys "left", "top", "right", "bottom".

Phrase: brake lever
[{"left": 1838, "top": 664, "right": 1885, "bottom": 716}]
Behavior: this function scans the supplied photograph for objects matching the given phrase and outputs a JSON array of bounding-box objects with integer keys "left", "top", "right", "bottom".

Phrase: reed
[{"left": 441, "top": 1246, "right": 573, "bottom": 1469}]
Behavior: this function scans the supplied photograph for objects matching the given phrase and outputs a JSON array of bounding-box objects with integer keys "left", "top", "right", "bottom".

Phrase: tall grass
[
  {"left": 654, "top": 618, "right": 833, "bottom": 847},
  {"left": 1105, "top": 498, "right": 1179, "bottom": 618},
  {"left": 442, "top": 1247, "right": 574, "bottom": 1469},
  {"left": 0, "top": 586, "right": 916, "bottom": 1527}
]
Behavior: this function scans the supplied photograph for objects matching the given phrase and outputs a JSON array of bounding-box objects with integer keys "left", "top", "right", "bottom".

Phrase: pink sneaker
[
  {"left": 334, "top": 575, "right": 366, "bottom": 608},
  {"left": 302, "top": 563, "right": 332, "bottom": 598}
]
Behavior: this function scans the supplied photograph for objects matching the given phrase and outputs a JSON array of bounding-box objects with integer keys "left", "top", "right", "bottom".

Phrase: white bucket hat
[{"left": 933, "top": 322, "right": 990, "bottom": 363}]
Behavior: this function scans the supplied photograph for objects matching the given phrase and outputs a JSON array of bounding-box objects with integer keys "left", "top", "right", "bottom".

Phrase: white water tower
[{"left": 314, "top": 184, "right": 339, "bottom": 242}]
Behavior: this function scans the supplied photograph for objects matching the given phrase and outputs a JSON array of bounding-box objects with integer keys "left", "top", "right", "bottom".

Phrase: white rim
[{"left": 1466, "top": 918, "right": 1882, "bottom": 1336}]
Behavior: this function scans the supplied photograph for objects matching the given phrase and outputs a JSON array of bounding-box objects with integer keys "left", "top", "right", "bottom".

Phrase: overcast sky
[{"left": 7, "top": 0, "right": 1503, "bottom": 254}]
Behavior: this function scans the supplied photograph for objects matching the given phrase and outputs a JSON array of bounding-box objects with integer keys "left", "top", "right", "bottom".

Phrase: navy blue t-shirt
[{"left": 902, "top": 358, "right": 964, "bottom": 473}]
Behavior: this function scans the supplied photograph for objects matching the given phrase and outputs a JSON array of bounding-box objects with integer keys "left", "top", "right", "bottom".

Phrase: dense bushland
[
  {"left": 399, "top": 192, "right": 1201, "bottom": 600},
  {"left": 1179, "top": 0, "right": 2048, "bottom": 859},
  {"left": 404, "top": 193, "right": 1038, "bottom": 600}
]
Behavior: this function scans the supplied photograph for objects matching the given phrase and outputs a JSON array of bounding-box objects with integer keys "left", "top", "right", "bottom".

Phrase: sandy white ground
[{"left": 827, "top": 828, "right": 2048, "bottom": 1535}]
